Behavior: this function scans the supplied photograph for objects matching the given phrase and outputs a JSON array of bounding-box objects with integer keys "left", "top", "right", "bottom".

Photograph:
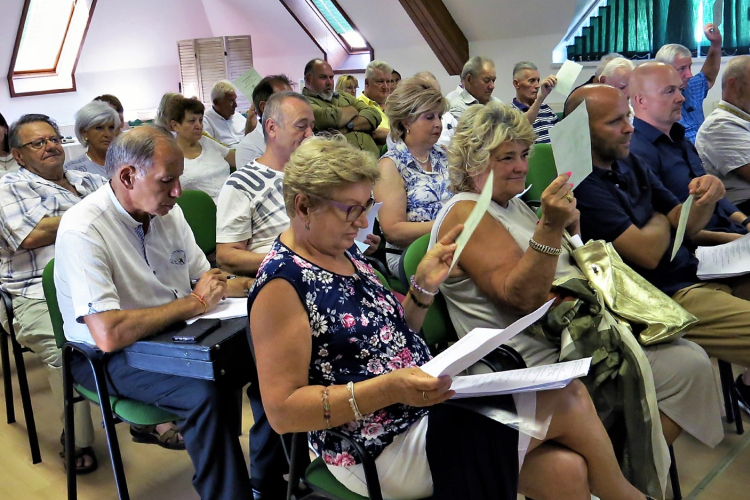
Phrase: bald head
[
  {"left": 630, "top": 61, "right": 685, "bottom": 131},
  {"left": 721, "top": 56, "right": 750, "bottom": 113},
  {"left": 304, "top": 59, "right": 334, "bottom": 98}
]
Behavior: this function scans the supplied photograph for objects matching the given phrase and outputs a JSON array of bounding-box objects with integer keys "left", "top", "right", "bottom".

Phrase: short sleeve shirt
[
  {"left": 696, "top": 101, "right": 750, "bottom": 205},
  {"left": 55, "top": 183, "right": 210, "bottom": 345},
  {"left": 511, "top": 98, "right": 559, "bottom": 144},
  {"left": 201, "top": 107, "right": 246, "bottom": 147},
  {"left": 234, "top": 125, "right": 265, "bottom": 169},
  {"left": 448, "top": 88, "right": 502, "bottom": 120},
  {"left": 575, "top": 154, "right": 699, "bottom": 296},
  {"left": 215, "top": 161, "right": 289, "bottom": 255},
  {"left": 679, "top": 72, "right": 709, "bottom": 144},
  {"left": 0, "top": 168, "right": 106, "bottom": 299},
  {"left": 181, "top": 136, "right": 231, "bottom": 202},
  {"left": 64, "top": 154, "right": 109, "bottom": 178}
]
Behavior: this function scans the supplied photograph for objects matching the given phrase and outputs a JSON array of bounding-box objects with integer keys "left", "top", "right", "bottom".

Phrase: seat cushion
[
  {"left": 305, "top": 456, "right": 369, "bottom": 500},
  {"left": 75, "top": 384, "right": 178, "bottom": 425}
]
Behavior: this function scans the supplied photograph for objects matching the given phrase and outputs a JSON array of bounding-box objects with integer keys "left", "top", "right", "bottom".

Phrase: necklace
[{"left": 411, "top": 151, "right": 430, "bottom": 163}]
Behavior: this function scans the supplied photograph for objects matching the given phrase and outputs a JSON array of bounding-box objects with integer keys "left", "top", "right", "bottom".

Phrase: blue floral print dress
[{"left": 247, "top": 239, "right": 433, "bottom": 466}]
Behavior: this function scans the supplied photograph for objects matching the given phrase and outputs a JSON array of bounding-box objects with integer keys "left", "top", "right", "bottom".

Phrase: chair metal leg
[
  {"left": 718, "top": 360, "right": 744, "bottom": 434},
  {"left": 730, "top": 384, "right": 745, "bottom": 435},
  {"left": 63, "top": 347, "right": 77, "bottom": 500},
  {"left": 669, "top": 445, "right": 681, "bottom": 500},
  {"left": 10, "top": 334, "right": 41, "bottom": 463},
  {"left": 1, "top": 333, "right": 15, "bottom": 424}
]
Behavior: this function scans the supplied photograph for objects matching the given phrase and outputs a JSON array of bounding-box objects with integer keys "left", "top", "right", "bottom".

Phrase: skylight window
[
  {"left": 14, "top": 0, "right": 76, "bottom": 72},
  {"left": 307, "top": 0, "right": 370, "bottom": 52}
]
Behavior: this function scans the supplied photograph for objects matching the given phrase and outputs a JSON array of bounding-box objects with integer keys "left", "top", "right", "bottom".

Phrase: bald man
[
  {"left": 697, "top": 55, "right": 750, "bottom": 216},
  {"left": 629, "top": 62, "right": 750, "bottom": 246},
  {"left": 570, "top": 84, "right": 750, "bottom": 412}
]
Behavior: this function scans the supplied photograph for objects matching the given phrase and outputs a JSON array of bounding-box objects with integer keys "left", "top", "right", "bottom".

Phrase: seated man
[
  {"left": 358, "top": 60, "right": 393, "bottom": 145},
  {"left": 0, "top": 114, "right": 104, "bottom": 473},
  {"left": 54, "top": 127, "right": 254, "bottom": 499},
  {"left": 235, "top": 74, "right": 293, "bottom": 168},
  {"left": 569, "top": 84, "right": 750, "bottom": 409},
  {"left": 629, "top": 62, "right": 749, "bottom": 246},
  {"left": 302, "top": 58, "right": 381, "bottom": 156},
  {"left": 696, "top": 55, "right": 750, "bottom": 214},
  {"left": 202, "top": 80, "right": 248, "bottom": 147},
  {"left": 510, "top": 61, "right": 558, "bottom": 143},
  {"left": 448, "top": 56, "right": 502, "bottom": 120},
  {"left": 655, "top": 23, "right": 722, "bottom": 143},
  {"left": 599, "top": 57, "right": 635, "bottom": 99}
]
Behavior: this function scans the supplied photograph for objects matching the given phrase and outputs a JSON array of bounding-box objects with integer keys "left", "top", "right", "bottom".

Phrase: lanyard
[{"left": 718, "top": 103, "right": 750, "bottom": 123}]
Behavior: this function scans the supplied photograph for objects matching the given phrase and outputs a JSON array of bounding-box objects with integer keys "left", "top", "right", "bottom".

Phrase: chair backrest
[
  {"left": 41, "top": 259, "right": 66, "bottom": 349},
  {"left": 402, "top": 234, "right": 458, "bottom": 346},
  {"left": 523, "top": 143, "right": 557, "bottom": 205},
  {"left": 175, "top": 190, "right": 217, "bottom": 255}
]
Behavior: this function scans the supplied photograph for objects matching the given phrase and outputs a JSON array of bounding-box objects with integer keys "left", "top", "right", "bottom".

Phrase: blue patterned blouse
[{"left": 247, "top": 239, "right": 432, "bottom": 465}]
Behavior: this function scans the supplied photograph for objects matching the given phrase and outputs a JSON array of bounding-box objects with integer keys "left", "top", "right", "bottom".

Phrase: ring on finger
[
  {"left": 564, "top": 192, "right": 574, "bottom": 203},
  {"left": 422, "top": 391, "right": 428, "bottom": 400}
]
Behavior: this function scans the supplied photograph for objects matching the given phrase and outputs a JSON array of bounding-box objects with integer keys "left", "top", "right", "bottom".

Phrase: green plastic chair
[
  {"left": 175, "top": 190, "right": 217, "bottom": 256},
  {"left": 522, "top": 143, "right": 558, "bottom": 211},
  {"left": 43, "top": 259, "right": 178, "bottom": 500}
]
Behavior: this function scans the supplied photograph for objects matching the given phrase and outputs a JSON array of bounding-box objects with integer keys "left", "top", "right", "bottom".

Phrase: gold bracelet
[
  {"left": 190, "top": 292, "right": 208, "bottom": 314},
  {"left": 322, "top": 387, "right": 331, "bottom": 429},
  {"left": 528, "top": 238, "right": 562, "bottom": 256}
]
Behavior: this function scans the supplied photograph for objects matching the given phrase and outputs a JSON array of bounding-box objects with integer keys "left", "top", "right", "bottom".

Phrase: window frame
[{"left": 305, "top": 0, "right": 371, "bottom": 54}]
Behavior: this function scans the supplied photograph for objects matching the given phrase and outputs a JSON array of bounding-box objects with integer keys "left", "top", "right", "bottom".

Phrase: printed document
[{"left": 549, "top": 101, "right": 593, "bottom": 188}]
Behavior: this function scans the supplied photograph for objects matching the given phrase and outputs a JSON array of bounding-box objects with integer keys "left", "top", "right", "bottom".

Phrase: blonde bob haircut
[
  {"left": 448, "top": 102, "right": 536, "bottom": 193},
  {"left": 283, "top": 135, "right": 381, "bottom": 217},
  {"left": 335, "top": 75, "right": 358, "bottom": 95},
  {"left": 385, "top": 76, "right": 448, "bottom": 142}
]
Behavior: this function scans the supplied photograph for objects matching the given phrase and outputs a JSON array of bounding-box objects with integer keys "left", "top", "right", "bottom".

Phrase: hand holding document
[
  {"left": 696, "top": 233, "right": 750, "bottom": 279},
  {"left": 356, "top": 201, "right": 383, "bottom": 242},
  {"left": 671, "top": 194, "right": 693, "bottom": 261},
  {"left": 549, "top": 101, "right": 593, "bottom": 188},
  {"left": 233, "top": 66, "right": 263, "bottom": 103},
  {"left": 553, "top": 60, "right": 583, "bottom": 97},
  {"left": 186, "top": 298, "right": 247, "bottom": 324},
  {"left": 713, "top": 0, "right": 724, "bottom": 27},
  {"left": 450, "top": 358, "right": 591, "bottom": 398},
  {"left": 448, "top": 170, "right": 494, "bottom": 272},
  {"left": 420, "top": 299, "right": 553, "bottom": 377}
]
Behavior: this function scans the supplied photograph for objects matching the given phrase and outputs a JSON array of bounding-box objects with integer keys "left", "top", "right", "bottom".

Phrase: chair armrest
[{"left": 0, "top": 289, "right": 15, "bottom": 336}]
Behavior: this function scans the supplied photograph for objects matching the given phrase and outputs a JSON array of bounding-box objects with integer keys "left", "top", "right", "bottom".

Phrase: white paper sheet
[
  {"left": 233, "top": 66, "right": 263, "bottom": 103},
  {"left": 450, "top": 358, "right": 591, "bottom": 398},
  {"left": 185, "top": 297, "right": 247, "bottom": 324},
  {"left": 671, "top": 194, "right": 693, "bottom": 261},
  {"left": 420, "top": 299, "right": 553, "bottom": 377},
  {"left": 354, "top": 240, "right": 369, "bottom": 253},
  {"left": 515, "top": 184, "right": 532, "bottom": 199},
  {"left": 696, "top": 233, "right": 750, "bottom": 279},
  {"left": 449, "top": 170, "right": 494, "bottom": 272},
  {"left": 549, "top": 101, "right": 593, "bottom": 188},
  {"left": 713, "top": 0, "right": 724, "bottom": 27},
  {"left": 356, "top": 202, "right": 383, "bottom": 242},
  {"left": 553, "top": 60, "right": 583, "bottom": 97}
]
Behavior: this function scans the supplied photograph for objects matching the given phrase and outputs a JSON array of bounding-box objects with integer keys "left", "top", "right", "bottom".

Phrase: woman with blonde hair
[{"left": 335, "top": 74, "right": 359, "bottom": 96}]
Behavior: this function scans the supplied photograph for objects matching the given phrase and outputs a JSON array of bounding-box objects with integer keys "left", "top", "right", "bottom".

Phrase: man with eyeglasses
[
  {"left": 202, "top": 80, "right": 248, "bottom": 147},
  {"left": 358, "top": 60, "right": 393, "bottom": 145},
  {"left": 0, "top": 114, "right": 106, "bottom": 474}
]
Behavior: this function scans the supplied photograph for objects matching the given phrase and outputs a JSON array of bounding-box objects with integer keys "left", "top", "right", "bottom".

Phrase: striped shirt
[
  {"left": 215, "top": 160, "right": 289, "bottom": 255},
  {"left": 511, "top": 98, "right": 559, "bottom": 144},
  {"left": 0, "top": 168, "right": 105, "bottom": 299}
]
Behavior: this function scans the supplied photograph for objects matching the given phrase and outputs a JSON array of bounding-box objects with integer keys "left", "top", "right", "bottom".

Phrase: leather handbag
[{"left": 569, "top": 238, "right": 697, "bottom": 346}]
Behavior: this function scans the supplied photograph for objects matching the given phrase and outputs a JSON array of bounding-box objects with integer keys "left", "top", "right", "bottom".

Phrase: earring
[
  {"left": 305, "top": 221, "right": 310, "bottom": 230},
  {"left": 406, "top": 128, "right": 410, "bottom": 134}
]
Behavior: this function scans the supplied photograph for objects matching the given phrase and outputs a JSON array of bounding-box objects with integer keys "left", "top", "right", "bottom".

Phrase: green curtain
[{"left": 723, "top": 0, "right": 750, "bottom": 53}]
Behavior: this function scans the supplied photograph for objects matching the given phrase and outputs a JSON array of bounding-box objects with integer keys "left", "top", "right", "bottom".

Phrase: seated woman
[
  {"left": 375, "top": 77, "right": 453, "bottom": 277},
  {"left": 248, "top": 135, "right": 654, "bottom": 500},
  {"left": 335, "top": 74, "right": 359, "bottom": 96},
  {"left": 94, "top": 94, "right": 127, "bottom": 132},
  {"left": 167, "top": 96, "right": 236, "bottom": 202},
  {"left": 64, "top": 101, "right": 120, "bottom": 178},
  {"left": 434, "top": 102, "right": 724, "bottom": 497},
  {"left": 0, "top": 112, "right": 19, "bottom": 177}
]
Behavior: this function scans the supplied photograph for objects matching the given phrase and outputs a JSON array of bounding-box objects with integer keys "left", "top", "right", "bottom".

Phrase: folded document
[{"left": 696, "top": 233, "right": 750, "bottom": 279}]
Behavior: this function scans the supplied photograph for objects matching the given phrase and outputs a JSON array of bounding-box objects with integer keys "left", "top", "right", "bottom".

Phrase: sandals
[
  {"left": 60, "top": 432, "right": 98, "bottom": 475},
  {"left": 130, "top": 424, "right": 186, "bottom": 450}
]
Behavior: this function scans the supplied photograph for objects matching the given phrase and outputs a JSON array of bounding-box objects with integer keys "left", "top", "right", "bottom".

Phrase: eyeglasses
[
  {"left": 314, "top": 195, "right": 375, "bottom": 222},
  {"left": 19, "top": 136, "right": 62, "bottom": 150}
]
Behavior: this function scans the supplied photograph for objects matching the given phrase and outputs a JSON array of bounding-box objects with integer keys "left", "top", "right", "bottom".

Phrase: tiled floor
[{"left": 1, "top": 354, "right": 749, "bottom": 499}]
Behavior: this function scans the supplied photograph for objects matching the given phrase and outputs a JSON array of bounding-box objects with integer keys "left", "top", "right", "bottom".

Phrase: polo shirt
[
  {"left": 215, "top": 160, "right": 289, "bottom": 255},
  {"left": 696, "top": 100, "right": 750, "bottom": 205},
  {"left": 234, "top": 125, "right": 265, "bottom": 169},
  {"left": 357, "top": 94, "right": 389, "bottom": 129},
  {"left": 575, "top": 153, "right": 699, "bottom": 296},
  {"left": 444, "top": 85, "right": 463, "bottom": 102},
  {"left": 202, "top": 107, "right": 246, "bottom": 147},
  {"left": 448, "top": 88, "right": 502, "bottom": 120},
  {"left": 0, "top": 168, "right": 105, "bottom": 299},
  {"left": 511, "top": 98, "right": 558, "bottom": 144},
  {"left": 55, "top": 183, "right": 210, "bottom": 345},
  {"left": 679, "top": 72, "right": 709, "bottom": 144},
  {"left": 64, "top": 153, "right": 109, "bottom": 178},
  {"left": 631, "top": 117, "right": 745, "bottom": 235}
]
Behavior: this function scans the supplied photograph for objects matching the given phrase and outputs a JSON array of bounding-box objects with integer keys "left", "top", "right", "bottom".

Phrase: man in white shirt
[
  {"left": 202, "top": 80, "right": 247, "bottom": 147},
  {"left": 448, "top": 56, "right": 502, "bottom": 120},
  {"left": 696, "top": 55, "right": 750, "bottom": 214},
  {"left": 235, "top": 74, "right": 293, "bottom": 169},
  {"left": 54, "top": 127, "right": 254, "bottom": 499}
]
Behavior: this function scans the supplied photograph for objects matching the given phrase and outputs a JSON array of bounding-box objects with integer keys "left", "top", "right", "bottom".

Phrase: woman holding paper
[
  {"left": 248, "top": 135, "right": 654, "bottom": 500},
  {"left": 375, "top": 77, "right": 453, "bottom": 277},
  {"left": 434, "top": 102, "right": 723, "bottom": 498}
]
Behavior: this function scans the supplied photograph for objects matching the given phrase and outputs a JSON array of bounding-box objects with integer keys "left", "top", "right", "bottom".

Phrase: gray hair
[
  {"left": 600, "top": 57, "right": 635, "bottom": 79},
  {"left": 74, "top": 101, "right": 120, "bottom": 146},
  {"left": 595, "top": 52, "right": 623, "bottom": 78},
  {"left": 655, "top": 44, "right": 692, "bottom": 66},
  {"left": 365, "top": 60, "right": 393, "bottom": 82},
  {"left": 512, "top": 61, "right": 538, "bottom": 79},
  {"left": 210, "top": 80, "right": 237, "bottom": 103},
  {"left": 262, "top": 91, "right": 310, "bottom": 141},
  {"left": 105, "top": 127, "right": 175, "bottom": 178},
  {"left": 154, "top": 92, "right": 179, "bottom": 130},
  {"left": 461, "top": 56, "right": 495, "bottom": 81},
  {"left": 722, "top": 55, "right": 750, "bottom": 91},
  {"left": 8, "top": 114, "right": 61, "bottom": 149}
]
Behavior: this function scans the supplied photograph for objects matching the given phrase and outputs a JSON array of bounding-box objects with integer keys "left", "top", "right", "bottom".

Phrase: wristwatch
[{"left": 346, "top": 120, "right": 354, "bottom": 131}]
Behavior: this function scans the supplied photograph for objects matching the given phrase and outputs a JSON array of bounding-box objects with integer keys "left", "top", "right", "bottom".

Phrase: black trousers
[{"left": 71, "top": 351, "right": 253, "bottom": 500}]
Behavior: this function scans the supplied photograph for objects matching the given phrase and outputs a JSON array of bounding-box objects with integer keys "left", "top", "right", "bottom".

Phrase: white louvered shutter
[
  {"left": 195, "top": 37, "right": 226, "bottom": 105},
  {"left": 177, "top": 40, "right": 200, "bottom": 100},
  {"left": 225, "top": 36, "right": 254, "bottom": 111}
]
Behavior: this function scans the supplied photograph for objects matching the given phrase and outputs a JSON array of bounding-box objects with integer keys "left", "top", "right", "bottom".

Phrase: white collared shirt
[
  {"left": 55, "top": 183, "right": 210, "bottom": 345},
  {"left": 202, "top": 107, "right": 246, "bottom": 147},
  {"left": 234, "top": 125, "right": 266, "bottom": 169},
  {"left": 448, "top": 88, "right": 502, "bottom": 120}
]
